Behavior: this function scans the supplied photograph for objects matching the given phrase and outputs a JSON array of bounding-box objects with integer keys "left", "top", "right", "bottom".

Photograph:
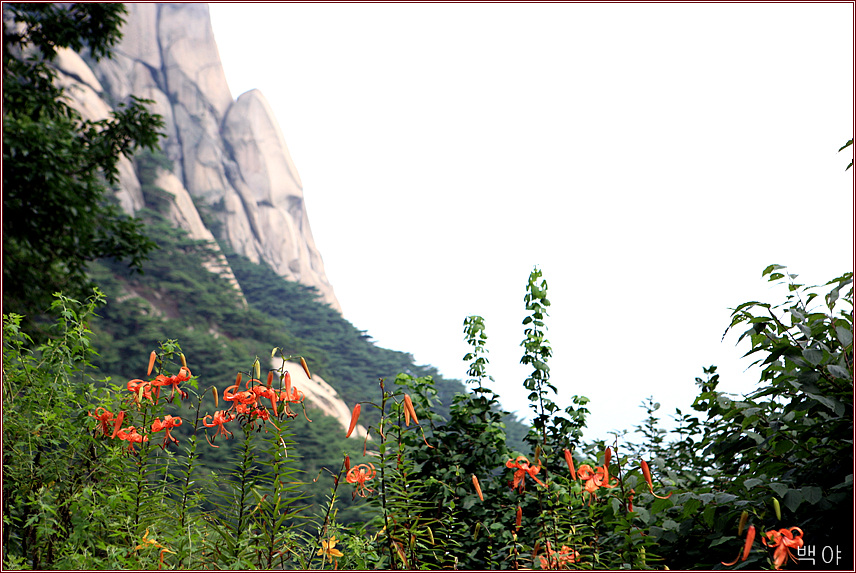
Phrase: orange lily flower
[
  {"left": 346, "top": 463, "right": 376, "bottom": 498},
  {"left": 152, "top": 367, "right": 191, "bottom": 402},
  {"left": 223, "top": 383, "right": 257, "bottom": 413},
  {"left": 151, "top": 415, "right": 183, "bottom": 447},
  {"left": 506, "top": 456, "right": 546, "bottom": 492},
  {"left": 115, "top": 426, "right": 149, "bottom": 453},
  {"left": 539, "top": 542, "right": 581, "bottom": 569},
  {"left": 89, "top": 407, "right": 118, "bottom": 437},
  {"left": 127, "top": 379, "right": 153, "bottom": 403},
  {"left": 762, "top": 527, "right": 803, "bottom": 570},
  {"left": 203, "top": 410, "right": 235, "bottom": 447},
  {"left": 641, "top": 459, "right": 672, "bottom": 499},
  {"left": 576, "top": 463, "right": 617, "bottom": 504},
  {"left": 722, "top": 524, "right": 756, "bottom": 566}
]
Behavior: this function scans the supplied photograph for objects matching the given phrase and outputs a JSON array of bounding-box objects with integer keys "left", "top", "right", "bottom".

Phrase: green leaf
[
  {"left": 743, "top": 478, "right": 763, "bottom": 490},
  {"left": 835, "top": 326, "right": 853, "bottom": 347},
  {"left": 763, "top": 264, "right": 786, "bottom": 277},
  {"left": 769, "top": 482, "right": 789, "bottom": 497},
  {"left": 801, "top": 486, "right": 823, "bottom": 505},
  {"left": 782, "top": 488, "right": 803, "bottom": 512},
  {"left": 802, "top": 348, "right": 823, "bottom": 366},
  {"left": 828, "top": 365, "right": 851, "bottom": 379}
]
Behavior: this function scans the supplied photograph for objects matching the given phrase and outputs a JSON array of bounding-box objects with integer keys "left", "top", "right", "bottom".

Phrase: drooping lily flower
[
  {"left": 151, "top": 415, "right": 183, "bottom": 447},
  {"left": 722, "top": 524, "right": 756, "bottom": 566},
  {"left": 762, "top": 527, "right": 803, "bottom": 570},
  {"left": 506, "top": 456, "right": 546, "bottom": 492},
  {"left": 115, "top": 426, "right": 149, "bottom": 453},
  {"left": 202, "top": 410, "right": 235, "bottom": 447},
  {"left": 576, "top": 463, "right": 617, "bottom": 504},
  {"left": 152, "top": 367, "right": 191, "bottom": 402},
  {"left": 641, "top": 460, "right": 672, "bottom": 499},
  {"left": 127, "top": 379, "right": 153, "bottom": 403},
  {"left": 89, "top": 407, "right": 117, "bottom": 437},
  {"left": 223, "top": 383, "right": 257, "bottom": 414},
  {"left": 346, "top": 463, "right": 376, "bottom": 498},
  {"left": 539, "top": 542, "right": 581, "bottom": 569}
]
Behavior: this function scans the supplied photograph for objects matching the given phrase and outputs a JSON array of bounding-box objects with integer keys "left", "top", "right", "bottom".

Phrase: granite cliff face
[
  {"left": 52, "top": 3, "right": 355, "bottom": 426},
  {"left": 56, "top": 2, "right": 341, "bottom": 312}
]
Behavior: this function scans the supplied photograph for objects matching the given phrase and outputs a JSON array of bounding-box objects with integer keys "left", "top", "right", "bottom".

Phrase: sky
[{"left": 208, "top": 3, "right": 854, "bottom": 442}]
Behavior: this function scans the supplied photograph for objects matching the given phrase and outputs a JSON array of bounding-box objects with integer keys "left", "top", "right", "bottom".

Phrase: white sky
[{"left": 208, "top": 3, "right": 854, "bottom": 442}]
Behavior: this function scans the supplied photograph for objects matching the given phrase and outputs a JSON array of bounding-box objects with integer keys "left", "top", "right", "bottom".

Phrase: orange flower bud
[
  {"left": 236, "top": 372, "right": 242, "bottom": 388},
  {"left": 300, "top": 357, "right": 311, "bottom": 379},
  {"left": 564, "top": 448, "right": 577, "bottom": 480},
  {"left": 346, "top": 404, "right": 361, "bottom": 438},
  {"left": 641, "top": 459, "right": 672, "bottom": 499},
  {"left": 742, "top": 525, "right": 755, "bottom": 561},
  {"left": 403, "top": 394, "right": 419, "bottom": 425},
  {"left": 515, "top": 506, "right": 522, "bottom": 530},
  {"left": 267, "top": 371, "right": 274, "bottom": 387},
  {"left": 344, "top": 455, "right": 350, "bottom": 473},
  {"left": 604, "top": 446, "right": 611, "bottom": 468},
  {"left": 472, "top": 474, "right": 484, "bottom": 501},
  {"left": 147, "top": 351, "right": 157, "bottom": 376},
  {"left": 211, "top": 385, "right": 219, "bottom": 408}
]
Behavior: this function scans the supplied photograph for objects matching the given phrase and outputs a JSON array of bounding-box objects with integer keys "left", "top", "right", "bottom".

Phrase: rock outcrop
[{"left": 57, "top": 2, "right": 341, "bottom": 312}]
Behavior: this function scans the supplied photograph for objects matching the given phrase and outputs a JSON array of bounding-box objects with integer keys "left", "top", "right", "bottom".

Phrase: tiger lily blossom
[
  {"left": 89, "top": 407, "right": 118, "bottom": 437},
  {"left": 762, "top": 527, "right": 804, "bottom": 570},
  {"left": 539, "top": 542, "right": 581, "bottom": 569},
  {"left": 151, "top": 367, "right": 191, "bottom": 402},
  {"left": 346, "top": 463, "right": 376, "bottom": 498},
  {"left": 506, "top": 456, "right": 546, "bottom": 492},
  {"left": 127, "top": 379, "right": 153, "bottom": 403},
  {"left": 722, "top": 524, "right": 756, "bottom": 566},
  {"left": 151, "top": 415, "right": 183, "bottom": 447},
  {"left": 576, "top": 463, "right": 617, "bottom": 504},
  {"left": 202, "top": 410, "right": 235, "bottom": 447},
  {"left": 115, "top": 426, "right": 149, "bottom": 453}
]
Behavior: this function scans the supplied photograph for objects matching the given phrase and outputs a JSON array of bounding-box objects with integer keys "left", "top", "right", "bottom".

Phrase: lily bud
[
  {"left": 271, "top": 346, "right": 279, "bottom": 358},
  {"left": 515, "top": 505, "right": 522, "bottom": 530},
  {"left": 211, "top": 385, "right": 219, "bottom": 408},
  {"left": 147, "top": 351, "right": 157, "bottom": 376},
  {"left": 236, "top": 372, "right": 242, "bottom": 388},
  {"left": 267, "top": 371, "right": 274, "bottom": 387},
  {"left": 346, "top": 404, "right": 361, "bottom": 438},
  {"left": 641, "top": 459, "right": 672, "bottom": 499},
  {"left": 564, "top": 448, "right": 577, "bottom": 480},
  {"left": 738, "top": 510, "right": 749, "bottom": 536},
  {"left": 472, "top": 474, "right": 484, "bottom": 501},
  {"left": 604, "top": 446, "right": 612, "bottom": 468},
  {"left": 253, "top": 359, "right": 261, "bottom": 381},
  {"left": 300, "top": 357, "right": 311, "bottom": 379},
  {"left": 403, "top": 394, "right": 419, "bottom": 425},
  {"left": 180, "top": 353, "right": 187, "bottom": 370},
  {"left": 344, "top": 455, "right": 350, "bottom": 473},
  {"left": 773, "top": 497, "right": 781, "bottom": 521}
]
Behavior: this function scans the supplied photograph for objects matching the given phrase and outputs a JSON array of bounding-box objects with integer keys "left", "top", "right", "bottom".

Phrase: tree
[{"left": 2, "top": 3, "right": 163, "bottom": 325}]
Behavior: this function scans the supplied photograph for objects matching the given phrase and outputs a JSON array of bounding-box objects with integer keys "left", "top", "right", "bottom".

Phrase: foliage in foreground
[{"left": 3, "top": 266, "right": 851, "bottom": 570}]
